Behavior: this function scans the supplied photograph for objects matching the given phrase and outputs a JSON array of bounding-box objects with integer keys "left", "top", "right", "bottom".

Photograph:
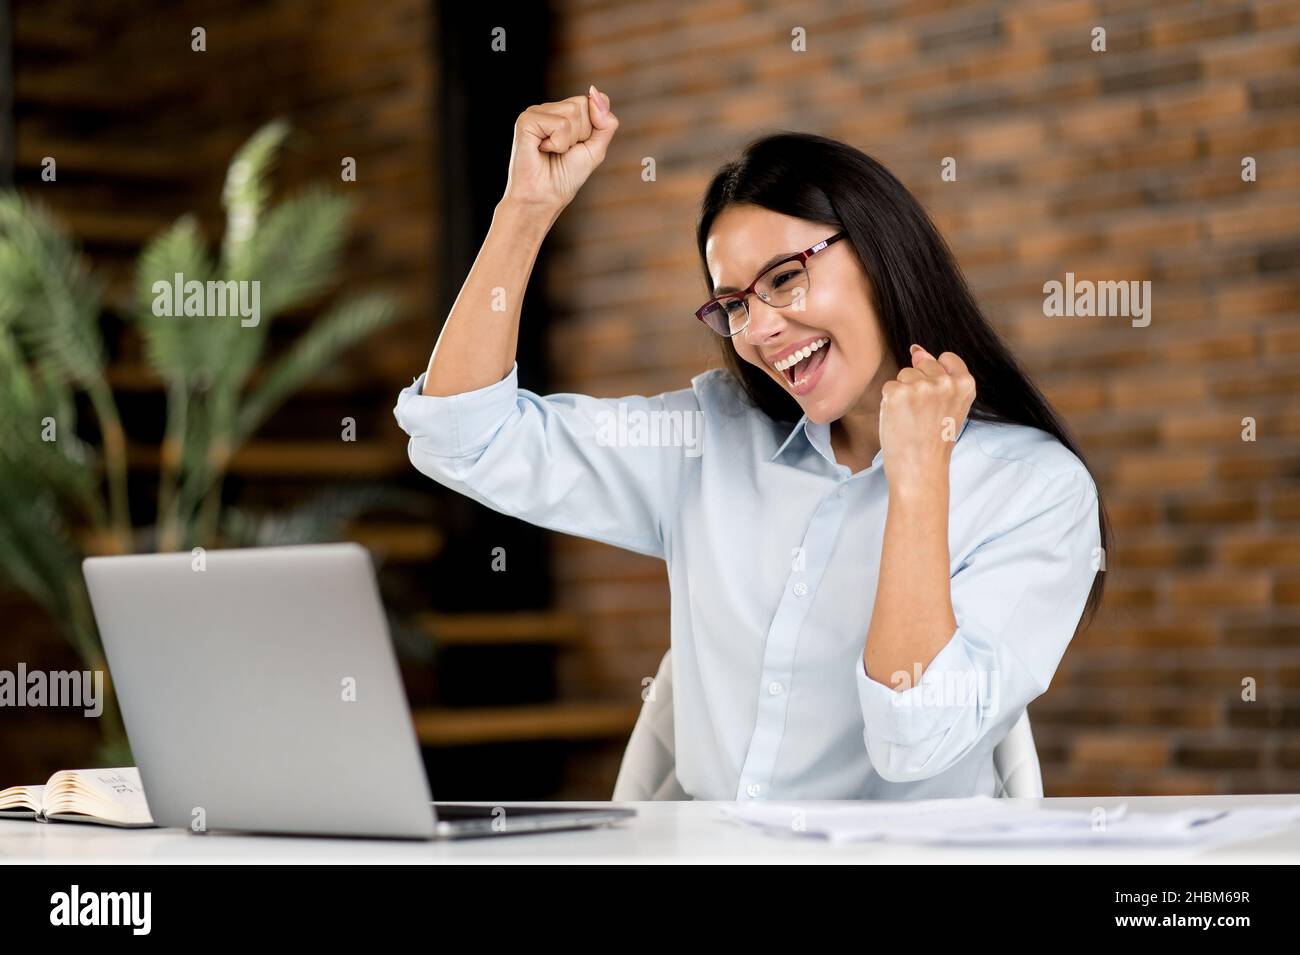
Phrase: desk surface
[{"left": 4, "top": 794, "right": 1299, "bottom": 863}]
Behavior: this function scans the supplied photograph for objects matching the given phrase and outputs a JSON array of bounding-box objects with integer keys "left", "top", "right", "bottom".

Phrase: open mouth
[{"left": 773, "top": 336, "right": 831, "bottom": 391}]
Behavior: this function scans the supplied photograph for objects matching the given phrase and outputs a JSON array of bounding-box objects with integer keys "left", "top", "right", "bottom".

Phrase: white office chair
[{"left": 613, "top": 648, "right": 1044, "bottom": 800}]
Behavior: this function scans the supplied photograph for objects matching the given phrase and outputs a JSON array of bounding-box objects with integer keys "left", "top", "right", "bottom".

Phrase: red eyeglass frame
[{"left": 695, "top": 230, "right": 848, "bottom": 337}]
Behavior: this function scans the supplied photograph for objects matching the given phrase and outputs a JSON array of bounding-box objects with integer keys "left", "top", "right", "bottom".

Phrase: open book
[{"left": 0, "top": 767, "right": 156, "bottom": 828}]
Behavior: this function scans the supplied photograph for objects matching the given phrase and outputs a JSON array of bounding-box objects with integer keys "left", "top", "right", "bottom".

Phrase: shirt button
[
  {"left": 768, "top": 681, "right": 784, "bottom": 695},
  {"left": 836, "top": 486, "right": 846, "bottom": 497},
  {"left": 793, "top": 582, "right": 808, "bottom": 597},
  {"left": 746, "top": 783, "right": 762, "bottom": 798}
]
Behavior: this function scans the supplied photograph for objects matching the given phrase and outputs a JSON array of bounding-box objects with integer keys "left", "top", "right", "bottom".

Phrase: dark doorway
[{"left": 428, "top": 2, "right": 557, "bottom": 612}]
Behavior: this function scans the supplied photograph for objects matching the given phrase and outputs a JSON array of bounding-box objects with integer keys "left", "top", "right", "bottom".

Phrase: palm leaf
[
  {"left": 246, "top": 186, "right": 352, "bottom": 318},
  {"left": 133, "top": 213, "right": 215, "bottom": 385},
  {"left": 0, "top": 193, "right": 106, "bottom": 387},
  {"left": 0, "top": 293, "right": 103, "bottom": 522},
  {"left": 0, "top": 476, "right": 85, "bottom": 620},
  {"left": 235, "top": 291, "right": 399, "bottom": 442},
  {"left": 220, "top": 118, "right": 291, "bottom": 281},
  {"left": 218, "top": 187, "right": 353, "bottom": 388}
]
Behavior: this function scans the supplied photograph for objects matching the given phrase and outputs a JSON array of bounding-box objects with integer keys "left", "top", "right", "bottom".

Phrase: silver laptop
[{"left": 82, "top": 543, "right": 635, "bottom": 840}]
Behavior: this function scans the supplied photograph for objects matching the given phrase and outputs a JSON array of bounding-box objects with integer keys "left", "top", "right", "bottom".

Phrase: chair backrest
[
  {"left": 613, "top": 648, "right": 1044, "bottom": 800},
  {"left": 612, "top": 648, "right": 688, "bottom": 800},
  {"left": 992, "top": 707, "right": 1044, "bottom": 798}
]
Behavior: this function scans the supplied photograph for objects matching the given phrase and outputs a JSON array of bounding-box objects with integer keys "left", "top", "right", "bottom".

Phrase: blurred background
[{"left": 1, "top": 0, "right": 1297, "bottom": 799}]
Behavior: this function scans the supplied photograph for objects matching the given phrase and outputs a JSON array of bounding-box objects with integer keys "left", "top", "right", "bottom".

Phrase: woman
[{"left": 394, "top": 86, "right": 1110, "bottom": 800}]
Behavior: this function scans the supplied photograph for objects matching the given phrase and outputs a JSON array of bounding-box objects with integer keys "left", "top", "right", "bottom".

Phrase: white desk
[{"left": 4, "top": 794, "right": 1299, "bottom": 863}]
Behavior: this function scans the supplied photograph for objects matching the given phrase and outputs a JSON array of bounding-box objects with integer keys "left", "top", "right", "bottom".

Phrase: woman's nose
[{"left": 742, "top": 297, "right": 787, "bottom": 345}]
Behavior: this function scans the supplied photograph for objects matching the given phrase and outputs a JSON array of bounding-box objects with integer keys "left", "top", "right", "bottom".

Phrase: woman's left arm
[
  {"left": 863, "top": 344, "right": 975, "bottom": 688},
  {"left": 857, "top": 345, "right": 1101, "bottom": 783}
]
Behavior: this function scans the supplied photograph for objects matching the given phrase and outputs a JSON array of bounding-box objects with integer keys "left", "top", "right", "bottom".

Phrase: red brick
[
  {"left": 1073, "top": 732, "right": 1171, "bottom": 770},
  {"left": 1168, "top": 574, "right": 1271, "bottom": 607}
]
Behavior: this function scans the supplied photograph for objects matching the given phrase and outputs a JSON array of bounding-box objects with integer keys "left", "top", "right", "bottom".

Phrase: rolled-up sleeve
[
  {"left": 855, "top": 466, "right": 1101, "bottom": 783},
  {"left": 392, "top": 361, "right": 700, "bottom": 560}
]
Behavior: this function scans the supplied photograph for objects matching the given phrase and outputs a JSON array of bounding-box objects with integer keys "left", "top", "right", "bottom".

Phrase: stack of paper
[{"left": 718, "top": 795, "right": 1300, "bottom": 847}]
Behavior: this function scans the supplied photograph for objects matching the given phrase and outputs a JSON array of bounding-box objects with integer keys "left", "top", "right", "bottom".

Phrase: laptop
[{"left": 82, "top": 543, "right": 635, "bottom": 840}]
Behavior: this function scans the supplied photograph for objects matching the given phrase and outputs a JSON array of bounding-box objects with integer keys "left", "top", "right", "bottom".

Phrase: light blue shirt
[{"left": 393, "top": 361, "right": 1101, "bottom": 800}]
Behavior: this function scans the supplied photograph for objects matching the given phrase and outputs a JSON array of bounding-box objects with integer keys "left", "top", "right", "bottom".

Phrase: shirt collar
[
  {"left": 770, "top": 413, "right": 973, "bottom": 469},
  {"left": 769, "top": 415, "right": 848, "bottom": 469},
  {"left": 769, "top": 415, "right": 812, "bottom": 463}
]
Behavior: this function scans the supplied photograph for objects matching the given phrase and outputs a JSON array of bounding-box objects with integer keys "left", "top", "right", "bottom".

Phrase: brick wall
[
  {"left": 7, "top": 0, "right": 1298, "bottom": 799},
  {"left": 544, "top": 0, "right": 1300, "bottom": 795}
]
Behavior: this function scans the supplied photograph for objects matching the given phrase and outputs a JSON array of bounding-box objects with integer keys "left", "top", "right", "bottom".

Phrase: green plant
[{"left": 0, "top": 119, "right": 404, "bottom": 764}]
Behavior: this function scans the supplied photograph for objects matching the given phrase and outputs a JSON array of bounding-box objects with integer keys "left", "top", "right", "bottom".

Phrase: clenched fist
[
  {"left": 879, "top": 344, "right": 977, "bottom": 485},
  {"left": 501, "top": 86, "right": 620, "bottom": 216}
]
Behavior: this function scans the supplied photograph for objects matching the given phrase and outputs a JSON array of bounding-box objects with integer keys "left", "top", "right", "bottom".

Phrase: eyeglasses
[{"left": 695, "top": 231, "right": 847, "bottom": 337}]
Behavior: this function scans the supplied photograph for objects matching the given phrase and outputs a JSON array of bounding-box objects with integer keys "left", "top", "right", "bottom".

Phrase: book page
[
  {"left": 43, "top": 767, "right": 155, "bottom": 827},
  {"left": 0, "top": 783, "right": 46, "bottom": 817}
]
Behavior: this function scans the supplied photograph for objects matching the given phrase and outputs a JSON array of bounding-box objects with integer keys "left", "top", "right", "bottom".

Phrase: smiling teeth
[{"left": 773, "top": 337, "right": 830, "bottom": 371}]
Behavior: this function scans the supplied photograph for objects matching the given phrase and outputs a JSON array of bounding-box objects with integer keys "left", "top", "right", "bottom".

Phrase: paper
[{"left": 717, "top": 795, "right": 1300, "bottom": 847}]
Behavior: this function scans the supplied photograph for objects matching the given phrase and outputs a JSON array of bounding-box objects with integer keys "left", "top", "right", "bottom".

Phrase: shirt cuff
[
  {"left": 855, "top": 624, "right": 988, "bottom": 747},
  {"left": 392, "top": 361, "right": 519, "bottom": 458}
]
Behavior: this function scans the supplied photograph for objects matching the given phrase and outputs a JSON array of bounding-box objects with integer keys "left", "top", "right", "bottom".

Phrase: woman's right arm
[
  {"left": 420, "top": 200, "right": 555, "bottom": 396},
  {"left": 422, "top": 86, "right": 618, "bottom": 397},
  {"left": 396, "top": 86, "right": 702, "bottom": 561}
]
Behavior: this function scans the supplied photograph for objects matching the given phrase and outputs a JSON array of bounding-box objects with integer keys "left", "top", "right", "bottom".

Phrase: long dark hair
[{"left": 695, "top": 131, "right": 1109, "bottom": 628}]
